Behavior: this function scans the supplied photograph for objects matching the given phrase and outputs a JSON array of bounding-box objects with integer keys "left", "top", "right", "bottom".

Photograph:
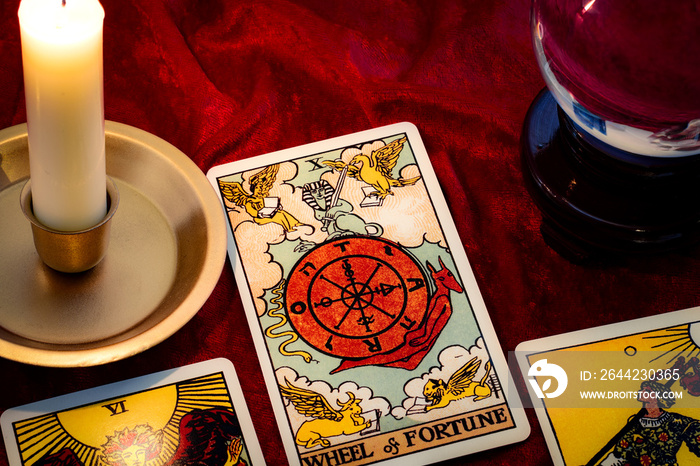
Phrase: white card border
[
  {"left": 515, "top": 305, "right": 700, "bottom": 466},
  {"left": 207, "top": 122, "right": 530, "bottom": 465},
  {"left": 0, "top": 358, "right": 266, "bottom": 466}
]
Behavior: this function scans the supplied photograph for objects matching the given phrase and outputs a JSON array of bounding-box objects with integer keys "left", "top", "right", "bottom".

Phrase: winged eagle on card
[{"left": 323, "top": 136, "right": 420, "bottom": 199}]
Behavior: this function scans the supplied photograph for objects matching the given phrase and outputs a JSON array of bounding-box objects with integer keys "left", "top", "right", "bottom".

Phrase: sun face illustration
[
  {"left": 13, "top": 373, "right": 235, "bottom": 466},
  {"left": 644, "top": 322, "right": 700, "bottom": 364},
  {"left": 525, "top": 320, "right": 700, "bottom": 466}
]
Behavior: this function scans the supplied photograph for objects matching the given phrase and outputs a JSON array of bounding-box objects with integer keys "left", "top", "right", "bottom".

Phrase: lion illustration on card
[{"left": 423, "top": 356, "right": 493, "bottom": 411}]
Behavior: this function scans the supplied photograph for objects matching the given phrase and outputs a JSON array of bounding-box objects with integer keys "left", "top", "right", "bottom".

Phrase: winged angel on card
[{"left": 208, "top": 123, "right": 529, "bottom": 466}]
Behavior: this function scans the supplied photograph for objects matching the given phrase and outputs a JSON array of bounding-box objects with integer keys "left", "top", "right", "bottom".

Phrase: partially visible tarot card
[
  {"left": 1, "top": 359, "right": 265, "bottom": 465},
  {"left": 207, "top": 122, "right": 530, "bottom": 465},
  {"left": 516, "top": 306, "right": 700, "bottom": 466}
]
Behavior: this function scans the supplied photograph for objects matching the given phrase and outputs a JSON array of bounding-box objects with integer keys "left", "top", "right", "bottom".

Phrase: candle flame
[
  {"left": 583, "top": 0, "right": 596, "bottom": 12},
  {"left": 62, "top": 0, "right": 66, "bottom": 6}
]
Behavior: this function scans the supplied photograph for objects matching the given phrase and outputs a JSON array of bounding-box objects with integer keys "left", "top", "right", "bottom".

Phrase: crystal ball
[{"left": 532, "top": 0, "right": 700, "bottom": 157}]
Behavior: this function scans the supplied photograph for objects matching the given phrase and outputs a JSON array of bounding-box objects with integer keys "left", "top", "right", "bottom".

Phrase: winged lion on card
[{"left": 423, "top": 356, "right": 493, "bottom": 411}]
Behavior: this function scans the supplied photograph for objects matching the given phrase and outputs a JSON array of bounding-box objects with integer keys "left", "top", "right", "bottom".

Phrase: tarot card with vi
[
  {"left": 207, "top": 122, "right": 530, "bottom": 466},
  {"left": 0, "top": 358, "right": 265, "bottom": 466},
  {"left": 516, "top": 306, "right": 700, "bottom": 466}
]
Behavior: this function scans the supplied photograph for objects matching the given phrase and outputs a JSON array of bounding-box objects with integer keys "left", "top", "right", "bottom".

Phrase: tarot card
[
  {"left": 0, "top": 358, "right": 265, "bottom": 466},
  {"left": 515, "top": 306, "right": 700, "bottom": 466},
  {"left": 207, "top": 122, "right": 530, "bottom": 465}
]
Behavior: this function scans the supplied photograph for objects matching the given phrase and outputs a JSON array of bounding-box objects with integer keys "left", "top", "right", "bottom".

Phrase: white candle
[{"left": 19, "top": 0, "right": 106, "bottom": 231}]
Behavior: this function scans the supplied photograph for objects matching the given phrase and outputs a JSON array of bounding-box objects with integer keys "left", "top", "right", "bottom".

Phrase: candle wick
[{"left": 62, "top": 0, "right": 66, "bottom": 6}]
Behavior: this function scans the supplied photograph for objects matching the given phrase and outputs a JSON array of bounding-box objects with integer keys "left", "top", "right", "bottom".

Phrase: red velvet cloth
[{"left": 0, "top": 1, "right": 699, "bottom": 465}]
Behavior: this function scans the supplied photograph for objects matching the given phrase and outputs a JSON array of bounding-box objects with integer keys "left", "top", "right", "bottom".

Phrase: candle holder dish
[
  {"left": 0, "top": 121, "right": 227, "bottom": 367},
  {"left": 20, "top": 177, "right": 119, "bottom": 273}
]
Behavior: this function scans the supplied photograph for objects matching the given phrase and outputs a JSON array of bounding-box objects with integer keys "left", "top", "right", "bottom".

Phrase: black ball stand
[{"left": 521, "top": 89, "right": 700, "bottom": 263}]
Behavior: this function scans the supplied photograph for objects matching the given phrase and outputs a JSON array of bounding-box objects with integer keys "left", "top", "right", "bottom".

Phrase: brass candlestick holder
[
  {"left": 0, "top": 121, "right": 227, "bottom": 367},
  {"left": 20, "top": 178, "right": 119, "bottom": 273}
]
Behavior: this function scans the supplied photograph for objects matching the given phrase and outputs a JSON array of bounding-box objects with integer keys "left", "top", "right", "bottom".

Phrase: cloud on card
[
  {"left": 227, "top": 162, "right": 318, "bottom": 315},
  {"left": 391, "top": 338, "right": 501, "bottom": 420},
  {"left": 276, "top": 366, "right": 391, "bottom": 447},
  {"left": 321, "top": 141, "right": 446, "bottom": 249},
  {"left": 226, "top": 138, "right": 448, "bottom": 316}
]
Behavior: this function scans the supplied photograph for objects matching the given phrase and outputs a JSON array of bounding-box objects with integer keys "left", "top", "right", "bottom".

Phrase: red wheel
[{"left": 285, "top": 237, "right": 429, "bottom": 360}]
